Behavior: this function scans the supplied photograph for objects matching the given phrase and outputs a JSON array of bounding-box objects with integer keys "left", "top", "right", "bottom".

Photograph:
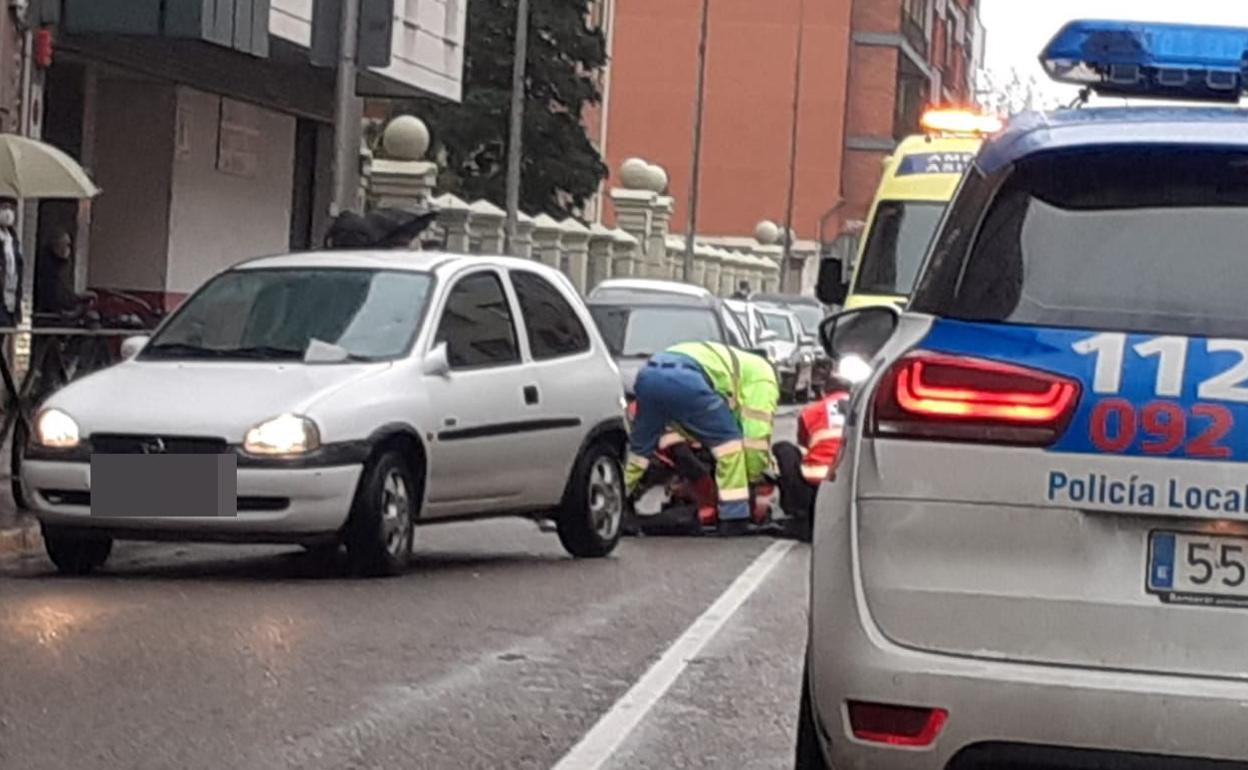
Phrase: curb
[{"left": 0, "top": 516, "right": 42, "bottom": 556}]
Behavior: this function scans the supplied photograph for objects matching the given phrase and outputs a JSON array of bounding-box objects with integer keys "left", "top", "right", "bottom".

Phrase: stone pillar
[
  {"left": 755, "top": 245, "right": 783, "bottom": 294},
  {"left": 469, "top": 199, "right": 507, "bottom": 254},
  {"left": 434, "top": 193, "right": 472, "bottom": 253},
  {"left": 791, "top": 240, "right": 819, "bottom": 294},
  {"left": 761, "top": 254, "right": 782, "bottom": 293},
  {"left": 532, "top": 214, "right": 564, "bottom": 268},
  {"left": 560, "top": 218, "right": 592, "bottom": 293},
  {"left": 648, "top": 196, "right": 675, "bottom": 278},
  {"left": 689, "top": 242, "right": 711, "bottom": 288},
  {"left": 611, "top": 228, "right": 641, "bottom": 277},
  {"left": 369, "top": 115, "right": 438, "bottom": 211},
  {"left": 611, "top": 188, "right": 656, "bottom": 267},
  {"left": 513, "top": 212, "right": 536, "bottom": 260},
  {"left": 369, "top": 159, "right": 438, "bottom": 210},
  {"left": 703, "top": 247, "right": 723, "bottom": 295},
  {"left": 587, "top": 223, "right": 615, "bottom": 290}
]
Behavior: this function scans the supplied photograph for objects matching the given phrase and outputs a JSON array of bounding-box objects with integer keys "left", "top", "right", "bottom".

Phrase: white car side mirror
[
  {"left": 120, "top": 335, "right": 149, "bottom": 360},
  {"left": 757, "top": 329, "right": 779, "bottom": 344},
  {"left": 422, "top": 341, "right": 452, "bottom": 379}
]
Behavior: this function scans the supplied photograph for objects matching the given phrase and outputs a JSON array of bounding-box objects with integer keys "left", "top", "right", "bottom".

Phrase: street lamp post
[
  {"left": 780, "top": 0, "right": 806, "bottom": 293},
  {"left": 504, "top": 0, "right": 532, "bottom": 255},
  {"left": 331, "top": 0, "right": 362, "bottom": 216},
  {"left": 681, "top": 0, "right": 711, "bottom": 284}
]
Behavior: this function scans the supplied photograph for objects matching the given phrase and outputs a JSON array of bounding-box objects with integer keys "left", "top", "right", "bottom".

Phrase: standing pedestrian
[
  {"left": 36, "top": 229, "right": 90, "bottom": 319},
  {"left": 0, "top": 197, "right": 23, "bottom": 328}
]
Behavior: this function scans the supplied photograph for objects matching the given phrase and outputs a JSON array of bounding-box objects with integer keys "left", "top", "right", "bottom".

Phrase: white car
[
  {"left": 22, "top": 251, "right": 628, "bottom": 576},
  {"left": 724, "top": 299, "right": 815, "bottom": 401}
]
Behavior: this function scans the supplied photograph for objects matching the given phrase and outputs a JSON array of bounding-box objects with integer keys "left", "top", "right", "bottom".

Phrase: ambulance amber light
[
  {"left": 872, "top": 352, "right": 1080, "bottom": 446},
  {"left": 1040, "top": 20, "right": 1248, "bottom": 102},
  {"left": 920, "top": 109, "right": 1003, "bottom": 136},
  {"left": 848, "top": 701, "right": 949, "bottom": 748}
]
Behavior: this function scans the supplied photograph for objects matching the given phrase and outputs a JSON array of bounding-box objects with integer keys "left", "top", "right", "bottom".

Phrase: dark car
[{"left": 587, "top": 286, "right": 751, "bottom": 397}]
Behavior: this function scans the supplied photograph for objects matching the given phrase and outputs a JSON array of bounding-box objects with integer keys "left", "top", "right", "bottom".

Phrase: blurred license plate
[
  {"left": 1148, "top": 531, "right": 1248, "bottom": 608},
  {"left": 91, "top": 454, "right": 237, "bottom": 518}
]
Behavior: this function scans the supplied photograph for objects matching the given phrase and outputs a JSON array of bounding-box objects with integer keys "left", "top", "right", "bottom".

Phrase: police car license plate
[{"left": 1148, "top": 531, "right": 1248, "bottom": 607}]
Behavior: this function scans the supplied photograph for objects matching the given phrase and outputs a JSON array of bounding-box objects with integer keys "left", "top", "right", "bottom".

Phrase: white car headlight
[
  {"left": 243, "top": 414, "right": 321, "bottom": 456},
  {"left": 836, "top": 354, "right": 873, "bottom": 385},
  {"left": 35, "top": 408, "right": 81, "bottom": 449}
]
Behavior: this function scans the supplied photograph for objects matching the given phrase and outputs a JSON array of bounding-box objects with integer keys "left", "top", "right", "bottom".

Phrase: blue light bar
[{"left": 1040, "top": 20, "right": 1248, "bottom": 102}]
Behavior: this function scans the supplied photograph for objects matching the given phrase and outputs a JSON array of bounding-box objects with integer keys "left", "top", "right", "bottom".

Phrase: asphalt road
[{"left": 0, "top": 415, "right": 810, "bottom": 770}]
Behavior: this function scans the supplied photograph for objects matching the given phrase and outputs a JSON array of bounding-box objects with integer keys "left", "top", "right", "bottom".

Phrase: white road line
[{"left": 550, "top": 540, "right": 797, "bottom": 770}]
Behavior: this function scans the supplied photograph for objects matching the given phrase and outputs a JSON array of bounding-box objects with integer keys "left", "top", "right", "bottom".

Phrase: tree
[
  {"left": 402, "top": 0, "right": 608, "bottom": 219},
  {"left": 976, "top": 66, "right": 1061, "bottom": 116}
]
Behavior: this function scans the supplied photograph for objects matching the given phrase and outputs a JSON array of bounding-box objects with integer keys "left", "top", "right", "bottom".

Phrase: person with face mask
[
  {"left": 0, "top": 198, "right": 22, "bottom": 327},
  {"left": 36, "top": 229, "right": 84, "bottom": 318}
]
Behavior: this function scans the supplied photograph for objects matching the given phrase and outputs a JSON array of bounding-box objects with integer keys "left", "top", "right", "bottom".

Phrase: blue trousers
[{"left": 630, "top": 352, "right": 749, "bottom": 521}]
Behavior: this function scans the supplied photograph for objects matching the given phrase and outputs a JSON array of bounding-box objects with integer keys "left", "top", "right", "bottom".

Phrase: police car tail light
[
  {"left": 1041, "top": 20, "right": 1248, "bottom": 102},
  {"left": 872, "top": 352, "right": 1080, "bottom": 445}
]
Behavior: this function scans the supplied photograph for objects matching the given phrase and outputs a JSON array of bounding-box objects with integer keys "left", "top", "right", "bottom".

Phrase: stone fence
[{"left": 362, "top": 116, "right": 818, "bottom": 297}]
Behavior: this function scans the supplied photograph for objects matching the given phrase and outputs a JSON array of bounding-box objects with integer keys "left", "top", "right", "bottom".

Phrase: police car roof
[{"left": 978, "top": 106, "right": 1248, "bottom": 174}]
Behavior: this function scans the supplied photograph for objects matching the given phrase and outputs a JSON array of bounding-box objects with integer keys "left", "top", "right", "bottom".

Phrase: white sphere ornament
[
  {"left": 754, "top": 220, "right": 781, "bottom": 245},
  {"left": 382, "top": 115, "right": 431, "bottom": 160},
  {"left": 619, "top": 157, "right": 651, "bottom": 190},
  {"left": 643, "top": 164, "right": 669, "bottom": 193}
]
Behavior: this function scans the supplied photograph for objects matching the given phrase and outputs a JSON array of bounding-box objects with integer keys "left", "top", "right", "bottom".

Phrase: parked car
[
  {"left": 22, "top": 251, "right": 629, "bottom": 576},
  {"left": 751, "top": 293, "right": 831, "bottom": 397},
  {"left": 724, "top": 298, "right": 815, "bottom": 402},
  {"left": 587, "top": 280, "right": 750, "bottom": 397}
]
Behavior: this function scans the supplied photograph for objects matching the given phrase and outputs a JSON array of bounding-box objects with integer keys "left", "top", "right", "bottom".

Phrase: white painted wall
[
  {"left": 270, "top": 0, "right": 466, "bottom": 102},
  {"left": 88, "top": 79, "right": 176, "bottom": 292},
  {"left": 165, "top": 87, "right": 296, "bottom": 295}
]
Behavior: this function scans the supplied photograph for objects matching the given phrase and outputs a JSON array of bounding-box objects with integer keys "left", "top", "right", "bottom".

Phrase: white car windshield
[
  {"left": 143, "top": 268, "right": 433, "bottom": 362},
  {"left": 758, "top": 311, "right": 795, "bottom": 342}
]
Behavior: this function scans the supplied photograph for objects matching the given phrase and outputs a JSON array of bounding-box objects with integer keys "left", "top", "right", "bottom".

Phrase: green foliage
[{"left": 404, "top": 0, "right": 608, "bottom": 218}]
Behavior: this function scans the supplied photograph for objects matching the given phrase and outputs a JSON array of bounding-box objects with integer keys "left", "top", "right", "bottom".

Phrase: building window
[
  {"left": 894, "top": 61, "right": 929, "bottom": 140},
  {"left": 902, "top": 0, "right": 929, "bottom": 25}
]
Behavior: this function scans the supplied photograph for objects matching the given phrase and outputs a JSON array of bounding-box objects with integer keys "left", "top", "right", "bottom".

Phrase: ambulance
[{"left": 841, "top": 108, "right": 1002, "bottom": 312}]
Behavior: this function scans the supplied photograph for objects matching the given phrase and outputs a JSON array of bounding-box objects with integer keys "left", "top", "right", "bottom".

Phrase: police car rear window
[{"left": 915, "top": 148, "right": 1248, "bottom": 338}]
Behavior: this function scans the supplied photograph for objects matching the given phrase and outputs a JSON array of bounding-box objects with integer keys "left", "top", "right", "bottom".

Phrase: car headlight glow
[
  {"left": 243, "top": 414, "right": 321, "bottom": 456},
  {"left": 35, "top": 408, "right": 81, "bottom": 449},
  {"left": 836, "top": 354, "right": 873, "bottom": 385}
]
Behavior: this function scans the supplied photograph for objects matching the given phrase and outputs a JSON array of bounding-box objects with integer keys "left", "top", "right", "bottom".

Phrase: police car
[{"left": 800, "top": 20, "right": 1248, "bottom": 769}]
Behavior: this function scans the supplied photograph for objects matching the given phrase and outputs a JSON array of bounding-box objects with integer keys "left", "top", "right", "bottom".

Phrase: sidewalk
[{"left": 0, "top": 439, "right": 42, "bottom": 557}]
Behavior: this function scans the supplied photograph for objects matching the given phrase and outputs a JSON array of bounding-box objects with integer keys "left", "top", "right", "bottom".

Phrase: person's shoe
[
  {"left": 694, "top": 503, "right": 715, "bottom": 526},
  {"left": 717, "top": 519, "right": 752, "bottom": 537}
]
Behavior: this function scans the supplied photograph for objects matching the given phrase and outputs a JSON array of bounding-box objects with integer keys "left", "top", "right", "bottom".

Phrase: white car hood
[{"left": 45, "top": 360, "right": 391, "bottom": 441}]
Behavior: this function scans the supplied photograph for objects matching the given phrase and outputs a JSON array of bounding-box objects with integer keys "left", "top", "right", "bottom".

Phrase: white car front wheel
[{"left": 345, "top": 450, "right": 417, "bottom": 577}]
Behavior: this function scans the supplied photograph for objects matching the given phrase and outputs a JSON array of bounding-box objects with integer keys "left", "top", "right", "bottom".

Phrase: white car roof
[
  {"left": 589, "top": 278, "right": 714, "bottom": 299},
  {"left": 234, "top": 250, "right": 571, "bottom": 283}
]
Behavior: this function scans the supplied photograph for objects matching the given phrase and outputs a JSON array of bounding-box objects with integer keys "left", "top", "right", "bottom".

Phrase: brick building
[
  {"left": 843, "top": 0, "right": 985, "bottom": 224},
  {"left": 1, "top": 8, "right": 21, "bottom": 135},
  {"left": 594, "top": 0, "right": 984, "bottom": 257}
]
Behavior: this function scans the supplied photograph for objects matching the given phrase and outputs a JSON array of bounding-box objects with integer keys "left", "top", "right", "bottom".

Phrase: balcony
[
  {"left": 902, "top": 14, "right": 928, "bottom": 58},
  {"left": 63, "top": 0, "right": 271, "bottom": 58}
]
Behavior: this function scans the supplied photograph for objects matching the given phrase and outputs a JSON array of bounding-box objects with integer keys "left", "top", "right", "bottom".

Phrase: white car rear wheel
[{"left": 557, "top": 442, "right": 624, "bottom": 558}]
